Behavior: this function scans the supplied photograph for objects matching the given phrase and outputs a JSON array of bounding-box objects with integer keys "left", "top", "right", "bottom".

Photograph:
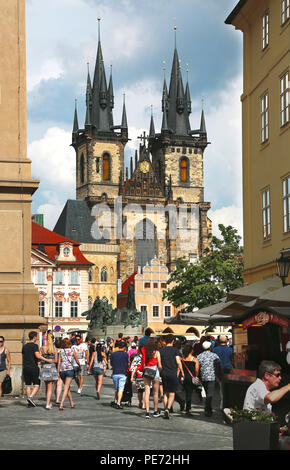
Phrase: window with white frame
[
  {"left": 37, "top": 270, "right": 45, "bottom": 284},
  {"left": 164, "top": 306, "right": 171, "bottom": 318},
  {"left": 262, "top": 11, "right": 269, "bottom": 49},
  {"left": 282, "top": 175, "right": 290, "bottom": 233},
  {"left": 261, "top": 92, "right": 269, "bottom": 143},
  {"left": 70, "top": 271, "right": 78, "bottom": 284},
  {"left": 39, "top": 300, "right": 45, "bottom": 317},
  {"left": 282, "top": 0, "right": 290, "bottom": 24},
  {"left": 152, "top": 305, "right": 159, "bottom": 318},
  {"left": 280, "top": 71, "right": 289, "bottom": 127},
  {"left": 262, "top": 188, "right": 271, "bottom": 240},
  {"left": 70, "top": 301, "right": 78, "bottom": 318},
  {"left": 54, "top": 271, "right": 63, "bottom": 284},
  {"left": 55, "top": 301, "right": 63, "bottom": 318}
]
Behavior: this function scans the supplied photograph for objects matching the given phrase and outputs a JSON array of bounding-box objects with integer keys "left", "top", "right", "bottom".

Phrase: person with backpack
[{"left": 0, "top": 336, "right": 11, "bottom": 399}]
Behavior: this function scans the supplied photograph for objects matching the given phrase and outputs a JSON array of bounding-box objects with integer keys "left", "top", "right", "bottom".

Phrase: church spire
[
  {"left": 121, "top": 94, "right": 128, "bottom": 129},
  {"left": 164, "top": 26, "right": 191, "bottom": 136},
  {"left": 72, "top": 99, "right": 79, "bottom": 144},
  {"left": 149, "top": 106, "right": 155, "bottom": 138},
  {"left": 85, "top": 63, "right": 92, "bottom": 128},
  {"left": 91, "top": 17, "right": 113, "bottom": 133},
  {"left": 200, "top": 108, "right": 207, "bottom": 135}
]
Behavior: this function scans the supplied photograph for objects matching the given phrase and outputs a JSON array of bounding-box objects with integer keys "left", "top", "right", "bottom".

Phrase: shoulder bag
[{"left": 182, "top": 359, "right": 200, "bottom": 387}]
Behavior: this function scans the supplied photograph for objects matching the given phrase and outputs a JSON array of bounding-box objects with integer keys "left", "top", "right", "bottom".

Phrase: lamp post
[{"left": 276, "top": 249, "right": 290, "bottom": 287}]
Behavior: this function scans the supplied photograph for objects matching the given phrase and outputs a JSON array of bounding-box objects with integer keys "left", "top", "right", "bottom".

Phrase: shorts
[
  {"left": 0, "top": 370, "right": 7, "bottom": 383},
  {"left": 60, "top": 369, "right": 74, "bottom": 380},
  {"left": 112, "top": 374, "right": 127, "bottom": 392},
  {"left": 23, "top": 367, "right": 41, "bottom": 386},
  {"left": 143, "top": 366, "right": 160, "bottom": 380},
  {"left": 92, "top": 367, "right": 104, "bottom": 376},
  {"left": 161, "top": 372, "right": 178, "bottom": 393},
  {"left": 73, "top": 365, "right": 86, "bottom": 376}
]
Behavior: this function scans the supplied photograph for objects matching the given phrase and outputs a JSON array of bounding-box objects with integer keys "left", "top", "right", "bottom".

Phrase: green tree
[{"left": 163, "top": 224, "right": 244, "bottom": 311}]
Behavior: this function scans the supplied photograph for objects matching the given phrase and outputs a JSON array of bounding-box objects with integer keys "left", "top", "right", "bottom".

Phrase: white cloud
[
  {"left": 208, "top": 205, "right": 243, "bottom": 244},
  {"left": 27, "top": 58, "right": 64, "bottom": 92},
  {"left": 29, "top": 127, "right": 75, "bottom": 189},
  {"left": 36, "top": 202, "right": 64, "bottom": 231}
]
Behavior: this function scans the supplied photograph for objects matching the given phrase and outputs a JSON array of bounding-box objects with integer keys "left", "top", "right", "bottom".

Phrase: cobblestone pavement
[{"left": 0, "top": 374, "right": 233, "bottom": 451}]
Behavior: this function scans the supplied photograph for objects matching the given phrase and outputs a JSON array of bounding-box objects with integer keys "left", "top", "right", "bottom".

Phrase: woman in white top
[
  {"left": 89, "top": 342, "right": 108, "bottom": 400},
  {"left": 57, "top": 337, "right": 80, "bottom": 410}
]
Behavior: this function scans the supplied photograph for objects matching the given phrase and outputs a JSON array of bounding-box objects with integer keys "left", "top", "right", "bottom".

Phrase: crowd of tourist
[{"left": 0, "top": 328, "right": 236, "bottom": 419}]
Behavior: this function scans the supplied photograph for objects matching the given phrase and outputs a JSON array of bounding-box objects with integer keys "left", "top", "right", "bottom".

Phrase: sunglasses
[{"left": 269, "top": 372, "right": 281, "bottom": 378}]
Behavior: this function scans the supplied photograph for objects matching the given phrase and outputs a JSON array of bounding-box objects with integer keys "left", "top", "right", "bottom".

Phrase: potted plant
[{"left": 230, "top": 408, "right": 280, "bottom": 450}]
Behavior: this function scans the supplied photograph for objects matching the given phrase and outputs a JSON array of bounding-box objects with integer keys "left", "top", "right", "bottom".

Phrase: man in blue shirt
[
  {"left": 213, "top": 335, "right": 233, "bottom": 410},
  {"left": 110, "top": 341, "right": 129, "bottom": 409},
  {"left": 213, "top": 335, "right": 233, "bottom": 372}
]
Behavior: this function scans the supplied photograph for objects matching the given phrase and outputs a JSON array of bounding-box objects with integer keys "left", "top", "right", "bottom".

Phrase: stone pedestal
[{"left": 0, "top": 0, "right": 47, "bottom": 395}]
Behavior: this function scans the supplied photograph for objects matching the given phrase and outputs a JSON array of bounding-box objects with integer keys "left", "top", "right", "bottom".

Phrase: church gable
[{"left": 122, "top": 144, "right": 164, "bottom": 199}]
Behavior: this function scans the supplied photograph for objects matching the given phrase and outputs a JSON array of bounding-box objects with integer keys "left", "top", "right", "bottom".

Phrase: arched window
[
  {"left": 101, "top": 267, "right": 107, "bottom": 282},
  {"left": 103, "top": 153, "right": 110, "bottom": 181},
  {"left": 80, "top": 153, "right": 85, "bottom": 183},
  {"left": 180, "top": 157, "right": 188, "bottom": 183}
]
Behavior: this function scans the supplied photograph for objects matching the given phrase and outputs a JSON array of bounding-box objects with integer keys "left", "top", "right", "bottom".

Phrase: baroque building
[{"left": 54, "top": 20, "right": 212, "bottom": 315}]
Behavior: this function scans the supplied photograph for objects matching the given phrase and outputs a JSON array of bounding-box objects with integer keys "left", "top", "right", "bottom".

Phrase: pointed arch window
[
  {"left": 180, "top": 157, "right": 189, "bottom": 183},
  {"left": 80, "top": 153, "right": 85, "bottom": 183},
  {"left": 101, "top": 267, "right": 108, "bottom": 282},
  {"left": 103, "top": 153, "right": 110, "bottom": 181}
]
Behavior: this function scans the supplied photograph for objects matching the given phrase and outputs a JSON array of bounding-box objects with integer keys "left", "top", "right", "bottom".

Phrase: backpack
[{"left": 2, "top": 374, "right": 12, "bottom": 395}]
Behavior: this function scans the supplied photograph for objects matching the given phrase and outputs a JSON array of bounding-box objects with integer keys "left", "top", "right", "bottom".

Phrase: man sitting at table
[{"left": 243, "top": 360, "right": 290, "bottom": 412}]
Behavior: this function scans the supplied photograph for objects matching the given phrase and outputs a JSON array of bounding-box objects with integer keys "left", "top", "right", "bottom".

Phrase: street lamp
[{"left": 276, "top": 249, "right": 290, "bottom": 287}]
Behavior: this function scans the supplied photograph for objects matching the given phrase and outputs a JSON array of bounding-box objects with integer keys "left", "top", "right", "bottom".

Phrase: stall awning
[
  {"left": 226, "top": 276, "right": 282, "bottom": 302},
  {"left": 256, "top": 285, "right": 290, "bottom": 307}
]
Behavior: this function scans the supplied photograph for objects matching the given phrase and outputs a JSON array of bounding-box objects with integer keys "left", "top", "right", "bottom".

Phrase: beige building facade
[
  {"left": 0, "top": 0, "right": 47, "bottom": 393},
  {"left": 226, "top": 0, "right": 290, "bottom": 284}
]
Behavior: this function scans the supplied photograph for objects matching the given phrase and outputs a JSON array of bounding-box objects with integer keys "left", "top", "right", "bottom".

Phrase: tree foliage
[{"left": 163, "top": 224, "right": 244, "bottom": 311}]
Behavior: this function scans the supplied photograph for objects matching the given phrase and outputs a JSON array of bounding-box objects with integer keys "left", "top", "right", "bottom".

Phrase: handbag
[
  {"left": 143, "top": 367, "right": 156, "bottom": 379},
  {"left": 2, "top": 374, "right": 12, "bottom": 395},
  {"left": 182, "top": 359, "right": 201, "bottom": 387}
]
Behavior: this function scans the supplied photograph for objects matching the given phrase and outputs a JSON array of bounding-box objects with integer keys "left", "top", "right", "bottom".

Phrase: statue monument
[{"left": 82, "top": 282, "right": 141, "bottom": 338}]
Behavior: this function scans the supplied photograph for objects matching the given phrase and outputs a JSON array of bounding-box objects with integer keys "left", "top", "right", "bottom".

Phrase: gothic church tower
[{"left": 72, "top": 18, "right": 128, "bottom": 205}]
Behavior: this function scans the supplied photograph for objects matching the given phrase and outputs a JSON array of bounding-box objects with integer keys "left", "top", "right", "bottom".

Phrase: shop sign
[{"left": 243, "top": 311, "right": 290, "bottom": 330}]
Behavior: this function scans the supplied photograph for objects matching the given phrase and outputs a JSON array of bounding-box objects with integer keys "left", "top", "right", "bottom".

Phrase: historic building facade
[
  {"left": 54, "top": 20, "right": 212, "bottom": 328},
  {"left": 226, "top": 0, "right": 290, "bottom": 284},
  {"left": 31, "top": 222, "right": 92, "bottom": 336}
]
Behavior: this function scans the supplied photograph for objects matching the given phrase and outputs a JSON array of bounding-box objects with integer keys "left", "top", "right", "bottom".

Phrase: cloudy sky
[{"left": 26, "top": 0, "right": 243, "bottom": 240}]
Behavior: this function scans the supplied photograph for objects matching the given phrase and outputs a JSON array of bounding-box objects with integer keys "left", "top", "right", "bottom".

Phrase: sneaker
[
  {"left": 77, "top": 388, "right": 82, "bottom": 394},
  {"left": 164, "top": 409, "right": 170, "bottom": 419},
  {"left": 110, "top": 401, "right": 116, "bottom": 407},
  {"left": 145, "top": 412, "right": 151, "bottom": 419},
  {"left": 45, "top": 404, "right": 52, "bottom": 410},
  {"left": 115, "top": 403, "right": 123, "bottom": 410},
  {"left": 153, "top": 410, "right": 161, "bottom": 418},
  {"left": 27, "top": 397, "right": 36, "bottom": 407}
]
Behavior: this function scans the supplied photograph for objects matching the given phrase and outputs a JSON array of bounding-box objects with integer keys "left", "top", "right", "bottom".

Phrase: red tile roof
[{"left": 32, "top": 222, "right": 93, "bottom": 266}]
